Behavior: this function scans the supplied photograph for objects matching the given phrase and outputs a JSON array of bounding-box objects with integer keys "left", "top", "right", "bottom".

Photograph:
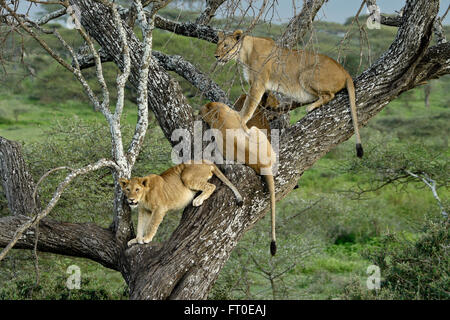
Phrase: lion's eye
[
  {"left": 135, "top": 188, "right": 139, "bottom": 192},
  {"left": 126, "top": 188, "right": 130, "bottom": 192}
]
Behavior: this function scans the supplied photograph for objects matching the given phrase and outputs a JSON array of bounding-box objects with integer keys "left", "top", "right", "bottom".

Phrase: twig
[
  {"left": 337, "top": 0, "right": 366, "bottom": 64},
  {"left": 0, "top": 159, "right": 119, "bottom": 262},
  {"left": 405, "top": 170, "right": 448, "bottom": 219}
]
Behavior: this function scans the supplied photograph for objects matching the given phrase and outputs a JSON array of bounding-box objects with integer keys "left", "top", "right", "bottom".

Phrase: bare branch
[
  {"left": 32, "top": 7, "right": 67, "bottom": 25},
  {"left": 71, "top": 0, "right": 195, "bottom": 142},
  {"left": 0, "top": 2, "right": 106, "bottom": 111},
  {"left": 126, "top": 0, "right": 153, "bottom": 166},
  {"left": 366, "top": 0, "right": 403, "bottom": 27},
  {"left": 195, "top": 0, "right": 226, "bottom": 25},
  {"left": 278, "top": 0, "right": 327, "bottom": 48},
  {"left": 0, "top": 158, "right": 119, "bottom": 262},
  {"left": 406, "top": 170, "right": 448, "bottom": 219},
  {"left": 71, "top": 48, "right": 229, "bottom": 104},
  {"left": 433, "top": 16, "right": 447, "bottom": 45},
  {"left": 152, "top": 51, "right": 230, "bottom": 104}
]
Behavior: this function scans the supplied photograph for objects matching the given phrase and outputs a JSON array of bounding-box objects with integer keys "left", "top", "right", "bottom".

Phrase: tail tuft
[
  {"left": 270, "top": 241, "right": 277, "bottom": 256},
  {"left": 356, "top": 143, "right": 364, "bottom": 158},
  {"left": 236, "top": 196, "right": 244, "bottom": 207}
]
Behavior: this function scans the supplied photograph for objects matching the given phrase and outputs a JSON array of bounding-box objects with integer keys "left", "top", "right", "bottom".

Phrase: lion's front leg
[
  {"left": 128, "top": 208, "right": 152, "bottom": 246},
  {"left": 240, "top": 82, "right": 266, "bottom": 131},
  {"left": 142, "top": 208, "right": 166, "bottom": 244}
]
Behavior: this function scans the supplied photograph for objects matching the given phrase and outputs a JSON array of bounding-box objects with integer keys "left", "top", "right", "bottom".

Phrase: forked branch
[{"left": 0, "top": 158, "right": 120, "bottom": 262}]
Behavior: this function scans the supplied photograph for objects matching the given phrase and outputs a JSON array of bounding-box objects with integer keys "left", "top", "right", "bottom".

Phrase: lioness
[
  {"left": 233, "top": 91, "right": 280, "bottom": 142},
  {"left": 119, "top": 161, "right": 243, "bottom": 246},
  {"left": 215, "top": 29, "right": 363, "bottom": 158},
  {"left": 200, "top": 102, "right": 278, "bottom": 255}
]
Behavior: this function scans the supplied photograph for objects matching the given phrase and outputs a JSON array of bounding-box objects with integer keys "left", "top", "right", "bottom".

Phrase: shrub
[{"left": 343, "top": 219, "right": 449, "bottom": 300}]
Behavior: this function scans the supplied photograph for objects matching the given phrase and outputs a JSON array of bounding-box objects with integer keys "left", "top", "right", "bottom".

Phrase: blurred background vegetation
[{"left": 0, "top": 5, "right": 448, "bottom": 300}]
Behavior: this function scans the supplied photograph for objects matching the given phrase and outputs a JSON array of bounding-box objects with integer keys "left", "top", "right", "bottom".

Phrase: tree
[{"left": 0, "top": 0, "right": 449, "bottom": 299}]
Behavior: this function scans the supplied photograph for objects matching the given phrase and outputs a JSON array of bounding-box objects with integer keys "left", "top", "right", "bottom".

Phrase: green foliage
[
  {"left": 0, "top": 252, "right": 128, "bottom": 300},
  {"left": 343, "top": 220, "right": 449, "bottom": 300},
  {"left": 341, "top": 139, "right": 448, "bottom": 192}
]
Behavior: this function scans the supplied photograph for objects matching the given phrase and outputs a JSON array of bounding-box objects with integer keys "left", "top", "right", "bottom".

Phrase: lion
[
  {"left": 119, "top": 161, "right": 243, "bottom": 246},
  {"left": 233, "top": 91, "right": 280, "bottom": 142},
  {"left": 200, "top": 101, "right": 278, "bottom": 255},
  {"left": 215, "top": 29, "right": 363, "bottom": 158}
]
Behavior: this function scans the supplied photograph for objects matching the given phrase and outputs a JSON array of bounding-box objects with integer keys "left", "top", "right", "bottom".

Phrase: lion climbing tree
[{"left": 0, "top": 0, "right": 449, "bottom": 299}]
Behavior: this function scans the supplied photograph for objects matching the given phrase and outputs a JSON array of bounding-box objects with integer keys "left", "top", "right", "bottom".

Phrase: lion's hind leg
[
  {"left": 191, "top": 182, "right": 216, "bottom": 207},
  {"left": 305, "top": 92, "right": 334, "bottom": 113},
  {"left": 181, "top": 164, "right": 216, "bottom": 207}
]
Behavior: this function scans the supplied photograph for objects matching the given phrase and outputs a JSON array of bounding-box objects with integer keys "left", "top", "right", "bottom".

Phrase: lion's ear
[
  {"left": 233, "top": 29, "right": 243, "bottom": 41},
  {"left": 217, "top": 31, "right": 224, "bottom": 41},
  {"left": 140, "top": 177, "right": 151, "bottom": 188},
  {"left": 119, "top": 178, "right": 129, "bottom": 189}
]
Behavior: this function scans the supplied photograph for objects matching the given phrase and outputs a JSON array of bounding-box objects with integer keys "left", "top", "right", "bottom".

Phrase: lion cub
[
  {"left": 120, "top": 161, "right": 243, "bottom": 246},
  {"left": 215, "top": 30, "right": 363, "bottom": 158},
  {"left": 200, "top": 102, "right": 278, "bottom": 255}
]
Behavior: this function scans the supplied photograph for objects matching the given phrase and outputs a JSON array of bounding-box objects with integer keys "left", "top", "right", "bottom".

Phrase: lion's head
[
  {"left": 119, "top": 177, "right": 150, "bottom": 208},
  {"left": 215, "top": 30, "right": 243, "bottom": 65}
]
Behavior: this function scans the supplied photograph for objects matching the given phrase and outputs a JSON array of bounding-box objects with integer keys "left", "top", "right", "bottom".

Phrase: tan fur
[
  {"left": 200, "top": 102, "right": 278, "bottom": 255},
  {"left": 233, "top": 91, "right": 280, "bottom": 142},
  {"left": 215, "top": 30, "right": 363, "bottom": 157},
  {"left": 119, "top": 161, "right": 242, "bottom": 246}
]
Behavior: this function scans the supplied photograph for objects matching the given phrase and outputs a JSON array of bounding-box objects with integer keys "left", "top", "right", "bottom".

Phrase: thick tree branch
[
  {"left": 154, "top": 14, "right": 219, "bottom": 43},
  {"left": 409, "top": 42, "right": 450, "bottom": 86},
  {"left": 152, "top": 51, "right": 230, "bottom": 104},
  {"left": 72, "top": 49, "right": 229, "bottom": 104},
  {"left": 0, "top": 215, "right": 120, "bottom": 270}
]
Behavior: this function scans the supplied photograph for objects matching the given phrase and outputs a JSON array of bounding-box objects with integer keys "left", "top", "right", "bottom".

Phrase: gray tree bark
[
  {"left": 0, "top": 136, "right": 39, "bottom": 216},
  {"left": 0, "top": 0, "right": 448, "bottom": 300}
]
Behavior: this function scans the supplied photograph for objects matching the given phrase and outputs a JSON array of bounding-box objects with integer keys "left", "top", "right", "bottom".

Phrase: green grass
[{"left": 0, "top": 91, "right": 138, "bottom": 143}]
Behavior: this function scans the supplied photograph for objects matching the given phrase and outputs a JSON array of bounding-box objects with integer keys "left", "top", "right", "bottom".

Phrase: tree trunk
[{"left": 0, "top": 136, "right": 39, "bottom": 216}]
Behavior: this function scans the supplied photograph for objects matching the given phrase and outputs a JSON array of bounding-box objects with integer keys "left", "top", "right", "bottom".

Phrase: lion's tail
[
  {"left": 211, "top": 163, "right": 243, "bottom": 206},
  {"left": 346, "top": 76, "right": 363, "bottom": 158},
  {"left": 265, "top": 174, "right": 277, "bottom": 256}
]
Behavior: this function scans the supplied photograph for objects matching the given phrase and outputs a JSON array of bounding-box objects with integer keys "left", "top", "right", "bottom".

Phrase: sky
[
  {"left": 17, "top": 0, "right": 450, "bottom": 25},
  {"left": 272, "top": 0, "right": 449, "bottom": 25}
]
